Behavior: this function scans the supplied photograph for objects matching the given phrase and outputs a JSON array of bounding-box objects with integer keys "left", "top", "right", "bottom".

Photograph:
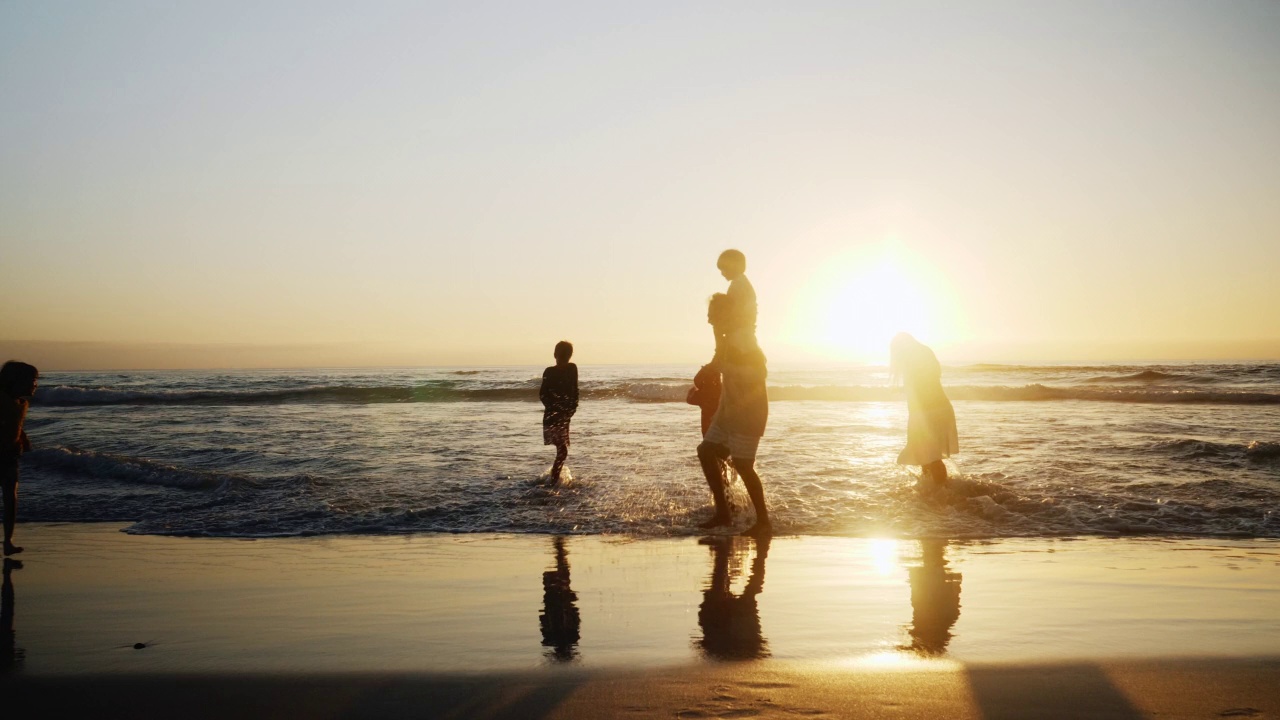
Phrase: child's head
[
  {"left": 0, "top": 360, "right": 39, "bottom": 398},
  {"left": 707, "top": 293, "right": 732, "bottom": 329},
  {"left": 553, "top": 341, "right": 574, "bottom": 364},
  {"left": 716, "top": 249, "right": 746, "bottom": 280}
]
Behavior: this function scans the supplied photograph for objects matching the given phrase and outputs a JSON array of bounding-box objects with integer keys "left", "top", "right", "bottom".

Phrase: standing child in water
[
  {"left": 0, "top": 362, "right": 38, "bottom": 556},
  {"left": 540, "top": 341, "right": 579, "bottom": 484},
  {"left": 890, "top": 333, "right": 959, "bottom": 484}
]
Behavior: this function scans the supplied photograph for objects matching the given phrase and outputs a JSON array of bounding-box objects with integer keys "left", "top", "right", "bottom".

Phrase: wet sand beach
[{"left": 2, "top": 524, "right": 1279, "bottom": 717}]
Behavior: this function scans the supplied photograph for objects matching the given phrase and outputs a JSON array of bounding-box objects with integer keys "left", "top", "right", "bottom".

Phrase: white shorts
[{"left": 703, "top": 417, "right": 761, "bottom": 461}]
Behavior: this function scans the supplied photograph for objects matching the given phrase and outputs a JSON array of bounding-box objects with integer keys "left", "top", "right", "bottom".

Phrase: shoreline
[
  {"left": 3, "top": 523, "right": 1280, "bottom": 717},
  {"left": 30, "top": 515, "right": 1280, "bottom": 543}
]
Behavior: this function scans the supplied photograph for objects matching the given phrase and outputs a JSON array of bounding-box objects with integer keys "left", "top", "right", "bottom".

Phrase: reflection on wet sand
[
  {"left": 2, "top": 558, "right": 21, "bottom": 674},
  {"left": 539, "top": 537, "right": 580, "bottom": 662},
  {"left": 696, "top": 536, "right": 769, "bottom": 661},
  {"left": 902, "top": 539, "right": 962, "bottom": 655}
]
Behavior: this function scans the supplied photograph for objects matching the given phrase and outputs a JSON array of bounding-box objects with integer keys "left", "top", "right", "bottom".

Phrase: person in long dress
[
  {"left": 890, "top": 333, "right": 958, "bottom": 484},
  {"left": 0, "top": 361, "right": 38, "bottom": 556}
]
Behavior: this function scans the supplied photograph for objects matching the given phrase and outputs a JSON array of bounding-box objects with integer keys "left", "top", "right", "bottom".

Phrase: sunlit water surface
[{"left": 19, "top": 363, "right": 1280, "bottom": 539}]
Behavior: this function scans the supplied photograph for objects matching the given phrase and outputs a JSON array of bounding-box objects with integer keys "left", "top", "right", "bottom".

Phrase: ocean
[{"left": 17, "top": 363, "right": 1280, "bottom": 539}]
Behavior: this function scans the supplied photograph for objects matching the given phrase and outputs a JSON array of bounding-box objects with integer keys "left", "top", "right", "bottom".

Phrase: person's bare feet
[
  {"left": 739, "top": 521, "right": 772, "bottom": 538},
  {"left": 3, "top": 542, "right": 23, "bottom": 556},
  {"left": 698, "top": 513, "right": 732, "bottom": 529}
]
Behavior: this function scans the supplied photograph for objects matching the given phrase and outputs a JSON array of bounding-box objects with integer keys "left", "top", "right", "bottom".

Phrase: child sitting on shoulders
[{"left": 716, "top": 248, "right": 760, "bottom": 359}]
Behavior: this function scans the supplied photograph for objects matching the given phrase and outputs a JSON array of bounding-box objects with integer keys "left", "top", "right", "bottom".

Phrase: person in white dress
[{"left": 891, "top": 333, "right": 959, "bottom": 484}]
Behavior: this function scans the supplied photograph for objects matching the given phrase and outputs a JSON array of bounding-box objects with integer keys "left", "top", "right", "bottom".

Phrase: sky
[{"left": 2, "top": 1, "right": 1278, "bottom": 369}]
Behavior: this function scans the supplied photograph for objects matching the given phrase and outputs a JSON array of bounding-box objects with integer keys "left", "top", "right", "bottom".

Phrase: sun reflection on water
[
  {"left": 838, "top": 649, "right": 962, "bottom": 672},
  {"left": 869, "top": 538, "right": 900, "bottom": 576}
]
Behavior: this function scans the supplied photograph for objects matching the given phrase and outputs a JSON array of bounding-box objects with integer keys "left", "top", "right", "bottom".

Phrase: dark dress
[
  {"left": 0, "top": 396, "right": 29, "bottom": 489},
  {"left": 539, "top": 363, "right": 579, "bottom": 446}
]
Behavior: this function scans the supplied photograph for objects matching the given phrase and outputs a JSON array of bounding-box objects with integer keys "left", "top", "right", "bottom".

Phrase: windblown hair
[
  {"left": 889, "top": 333, "right": 935, "bottom": 387},
  {"left": 0, "top": 360, "right": 38, "bottom": 395}
]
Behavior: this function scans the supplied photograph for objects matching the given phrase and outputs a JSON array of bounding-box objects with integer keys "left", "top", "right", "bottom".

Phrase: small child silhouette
[{"left": 539, "top": 341, "right": 579, "bottom": 484}]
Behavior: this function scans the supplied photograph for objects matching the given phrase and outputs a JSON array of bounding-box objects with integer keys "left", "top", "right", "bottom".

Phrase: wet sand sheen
[
  {"left": 3, "top": 524, "right": 1280, "bottom": 716},
  {"left": 5, "top": 524, "right": 1280, "bottom": 671},
  {"left": 6, "top": 659, "right": 1280, "bottom": 719}
]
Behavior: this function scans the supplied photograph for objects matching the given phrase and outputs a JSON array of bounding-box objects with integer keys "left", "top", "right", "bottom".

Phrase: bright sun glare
[{"left": 791, "top": 244, "right": 961, "bottom": 363}]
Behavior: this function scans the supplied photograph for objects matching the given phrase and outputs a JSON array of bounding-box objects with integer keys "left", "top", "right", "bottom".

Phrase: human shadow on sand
[
  {"left": 694, "top": 535, "right": 770, "bottom": 661},
  {"left": 539, "top": 536, "right": 581, "bottom": 663}
]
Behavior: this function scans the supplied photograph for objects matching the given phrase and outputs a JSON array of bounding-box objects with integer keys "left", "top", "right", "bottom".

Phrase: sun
[{"left": 787, "top": 244, "right": 962, "bottom": 363}]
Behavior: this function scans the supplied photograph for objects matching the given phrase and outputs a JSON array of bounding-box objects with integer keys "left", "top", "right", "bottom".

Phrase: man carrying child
[{"left": 696, "top": 250, "right": 771, "bottom": 536}]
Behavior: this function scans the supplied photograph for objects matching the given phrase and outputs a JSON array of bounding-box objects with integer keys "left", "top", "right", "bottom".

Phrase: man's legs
[
  {"left": 697, "top": 441, "right": 731, "bottom": 528},
  {"left": 732, "top": 457, "right": 771, "bottom": 536}
]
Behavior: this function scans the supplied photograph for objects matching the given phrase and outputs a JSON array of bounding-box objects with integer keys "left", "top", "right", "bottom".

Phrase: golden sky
[{"left": 3, "top": 2, "right": 1278, "bottom": 369}]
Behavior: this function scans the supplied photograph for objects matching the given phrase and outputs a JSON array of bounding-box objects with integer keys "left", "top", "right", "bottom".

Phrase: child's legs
[{"left": 551, "top": 437, "right": 570, "bottom": 480}]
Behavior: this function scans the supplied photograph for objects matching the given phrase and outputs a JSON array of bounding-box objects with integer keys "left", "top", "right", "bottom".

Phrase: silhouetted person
[
  {"left": 539, "top": 341, "right": 579, "bottom": 484},
  {"left": 0, "top": 361, "right": 38, "bottom": 556},
  {"left": 539, "top": 537, "right": 580, "bottom": 662},
  {"left": 717, "top": 249, "right": 757, "bottom": 343},
  {"left": 891, "top": 334, "right": 958, "bottom": 485},
  {"left": 903, "top": 539, "right": 962, "bottom": 655},
  {"left": 1, "top": 558, "right": 22, "bottom": 674},
  {"left": 698, "top": 284, "right": 771, "bottom": 536},
  {"left": 696, "top": 536, "right": 769, "bottom": 661},
  {"left": 688, "top": 297, "right": 736, "bottom": 507},
  {"left": 686, "top": 362, "right": 722, "bottom": 438}
]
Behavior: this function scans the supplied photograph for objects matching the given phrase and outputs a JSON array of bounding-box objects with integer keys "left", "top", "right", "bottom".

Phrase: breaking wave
[
  {"left": 23, "top": 446, "right": 245, "bottom": 490},
  {"left": 35, "top": 382, "right": 1280, "bottom": 406}
]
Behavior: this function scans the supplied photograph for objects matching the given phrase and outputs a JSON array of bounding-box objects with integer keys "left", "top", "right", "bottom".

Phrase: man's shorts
[
  {"left": 543, "top": 421, "right": 570, "bottom": 447},
  {"left": 702, "top": 417, "right": 761, "bottom": 461}
]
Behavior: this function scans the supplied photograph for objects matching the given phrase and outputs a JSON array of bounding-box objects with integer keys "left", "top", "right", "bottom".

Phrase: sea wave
[
  {"left": 35, "top": 384, "right": 538, "bottom": 406},
  {"left": 1082, "top": 370, "right": 1212, "bottom": 383},
  {"left": 23, "top": 446, "right": 245, "bottom": 490},
  {"left": 19, "top": 455, "right": 1280, "bottom": 539},
  {"left": 34, "top": 382, "right": 1280, "bottom": 406},
  {"left": 1246, "top": 440, "right": 1280, "bottom": 462},
  {"left": 1151, "top": 438, "right": 1280, "bottom": 466}
]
